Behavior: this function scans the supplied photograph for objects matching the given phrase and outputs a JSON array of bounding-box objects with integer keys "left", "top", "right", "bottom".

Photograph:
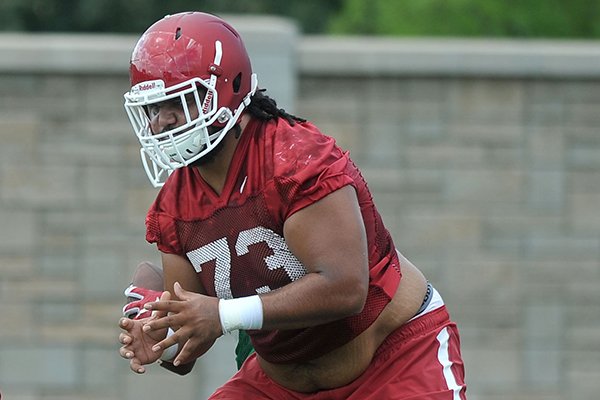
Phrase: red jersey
[{"left": 145, "top": 117, "right": 402, "bottom": 363}]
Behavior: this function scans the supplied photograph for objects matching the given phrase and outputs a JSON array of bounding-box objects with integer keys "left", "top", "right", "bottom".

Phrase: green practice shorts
[{"left": 235, "top": 330, "right": 255, "bottom": 370}]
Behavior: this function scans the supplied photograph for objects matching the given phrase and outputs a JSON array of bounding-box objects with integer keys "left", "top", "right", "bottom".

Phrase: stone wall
[
  {"left": 0, "top": 18, "right": 599, "bottom": 400},
  {"left": 297, "top": 37, "right": 600, "bottom": 400}
]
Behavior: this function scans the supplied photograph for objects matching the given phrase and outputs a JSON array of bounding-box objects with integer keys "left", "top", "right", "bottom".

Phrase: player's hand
[
  {"left": 142, "top": 282, "right": 222, "bottom": 366},
  {"left": 118, "top": 291, "right": 171, "bottom": 373}
]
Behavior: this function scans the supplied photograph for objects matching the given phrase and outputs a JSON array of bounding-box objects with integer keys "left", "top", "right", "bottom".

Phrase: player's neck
[{"left": 195, "top": 115, "right": 250, "bottom": 195}]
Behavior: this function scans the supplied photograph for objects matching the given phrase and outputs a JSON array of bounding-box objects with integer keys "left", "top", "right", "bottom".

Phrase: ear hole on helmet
[
  {"left": 175, "top": 27, "right": 182, "bottom": 40},
  {"left": 233, "top": 73, "right": 242, "bottom": 93}
]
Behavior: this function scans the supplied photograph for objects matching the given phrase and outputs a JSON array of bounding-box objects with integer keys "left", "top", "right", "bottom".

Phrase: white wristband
[
  {"left": 218, "top": 295, "right": 263, "bottom": 334},
  {"left": 160, "top": 327, "right": 179, "bottom": 362}
]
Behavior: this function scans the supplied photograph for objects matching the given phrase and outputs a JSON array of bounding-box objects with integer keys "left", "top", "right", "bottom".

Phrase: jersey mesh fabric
[{"left": 145, "top": 118, "right": 403, "bottom": 363}]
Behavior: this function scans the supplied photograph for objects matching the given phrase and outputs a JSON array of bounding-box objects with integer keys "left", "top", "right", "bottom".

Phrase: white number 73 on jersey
[{"left": 186, "top": 226, "right": 307, "bottom": 299}]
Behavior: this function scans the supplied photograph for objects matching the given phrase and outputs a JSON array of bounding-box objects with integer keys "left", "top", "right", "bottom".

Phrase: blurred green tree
[
  {"left": 330, "top": 0, "right": 600, "bottom": 37},
  {"left": 1, "top": 0, "right": 599, "bottom": 37}
]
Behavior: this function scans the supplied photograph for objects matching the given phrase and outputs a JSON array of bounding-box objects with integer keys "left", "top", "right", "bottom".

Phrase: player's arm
[
  {"left": 157, "top": 252, "right": 206, "bottom": 375},
  {"left": 162, "top": 252, "right": 206, "bottom": 297},
  {"left": 259, "top": 184, "right": 369, "bottom": 329}
]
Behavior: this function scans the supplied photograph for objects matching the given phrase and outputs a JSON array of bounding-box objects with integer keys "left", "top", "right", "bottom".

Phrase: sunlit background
[{"left": 1, "top": 1, "right": 599, "bottom": 399}]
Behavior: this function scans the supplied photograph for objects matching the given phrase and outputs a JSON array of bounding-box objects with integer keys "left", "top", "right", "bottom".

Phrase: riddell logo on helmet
[
  {"left": 138, "top": 82, "right": 156, "bottom": 91},
  {"left": 132, "top": 80, "right": 165, "bottom": 95},
  {"left": 202, "top": 91, "right": 213, "bottom": 113}
]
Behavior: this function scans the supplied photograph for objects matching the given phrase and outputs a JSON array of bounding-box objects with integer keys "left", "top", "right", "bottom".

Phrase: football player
[{"left": 118, "top": 11, "right": 467, "bottom": 399}]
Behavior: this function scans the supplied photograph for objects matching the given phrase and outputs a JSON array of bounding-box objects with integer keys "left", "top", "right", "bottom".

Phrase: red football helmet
[{"left": 124, "top": 12, "right": 258, "bottom": 187}]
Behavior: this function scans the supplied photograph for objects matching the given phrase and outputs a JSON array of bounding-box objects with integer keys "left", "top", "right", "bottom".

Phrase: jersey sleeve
[
  {"left": 267, "top": 122, "right": 355, "bottom": 220},
  {"left": 144, "top": 176, "right": 184, "bottom": 255},
  {"left": 145, "top": 209, "right": 182, "bottom": 254}
]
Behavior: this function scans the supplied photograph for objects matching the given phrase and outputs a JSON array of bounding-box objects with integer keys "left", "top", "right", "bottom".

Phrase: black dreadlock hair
[
  {"left": 246, "top": 89, "right": 306, "bottom": 126},
  {"left": 192, "top": 89, "right": 305, "bottom": 165}
]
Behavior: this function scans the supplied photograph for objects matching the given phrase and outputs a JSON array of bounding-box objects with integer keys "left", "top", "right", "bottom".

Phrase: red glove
[{"left": 122, "top": 284, "right": 163, "bottom": 320}]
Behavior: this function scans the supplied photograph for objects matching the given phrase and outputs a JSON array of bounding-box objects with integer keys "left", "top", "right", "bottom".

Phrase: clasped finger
[
  {"left": 129, "top": 357, "right": 146, "bottom": 374},
  {"left": 119, "top": 332, "right": 131, "bottom": 345},
  {"left": 151, "top": 329, "right": 182, "bottom": 354},
  {"left": 144, "top": 299, "right": 181, "bottom": 312},
  {"left": 119, "top": 317, "right": 131, "bottom": 330},
  {"left": 119, "top": 345, "right": 134, "bottom": 359},
  {"left": 142, "top": 314, "right": 175, "bottom": 333}
]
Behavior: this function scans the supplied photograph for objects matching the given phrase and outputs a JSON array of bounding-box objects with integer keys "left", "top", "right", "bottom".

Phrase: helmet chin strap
[
  {"left": 202, "top": 40, "right": 223, "bottom": 114},
  {"left": 230, "top": 73, "right": 258, "bottom": 126},
  {"left": 189, "top": 71, "right": 257, "bottom": 162},
  {"left": 206, "top": 39, "right": 258, "bottom": 127}
]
